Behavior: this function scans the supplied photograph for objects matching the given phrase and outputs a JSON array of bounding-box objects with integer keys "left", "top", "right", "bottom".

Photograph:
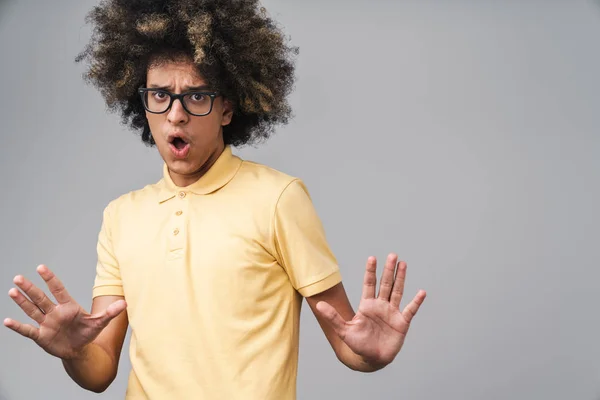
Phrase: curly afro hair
[{"left": 75, "top": 0, "right": 299, "bottom": 147}]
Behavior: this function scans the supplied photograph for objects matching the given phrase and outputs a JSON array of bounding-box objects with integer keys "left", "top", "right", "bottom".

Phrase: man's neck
[{"left": 168, "top": 143, "right": 225, "bottom": 187}]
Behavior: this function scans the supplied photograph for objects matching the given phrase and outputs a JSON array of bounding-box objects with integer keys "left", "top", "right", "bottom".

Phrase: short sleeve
[
  {"left": 273, "top": 179, "right": 342, "bottom": 297},
  {"left": 92, "top": 201, "right": 124, "bottom": 298}
]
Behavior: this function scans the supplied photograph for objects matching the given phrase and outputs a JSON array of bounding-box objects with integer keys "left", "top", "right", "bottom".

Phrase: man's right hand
[{"left": 4, "top": 264, "right": 127, "bottom": 361}]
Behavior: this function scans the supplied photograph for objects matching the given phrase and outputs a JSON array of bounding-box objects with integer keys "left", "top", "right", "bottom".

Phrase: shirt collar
[{"left": 157, "top": 145, "right": 242, "bottom": 203}]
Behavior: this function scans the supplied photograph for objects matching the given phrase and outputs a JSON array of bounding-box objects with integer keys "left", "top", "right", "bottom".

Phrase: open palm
[
  {"left": 316, "top": 254, "right": 426, "bottom": 366},
  {"left": 4, "top": 265, "right": 126, "bottom": 360}
]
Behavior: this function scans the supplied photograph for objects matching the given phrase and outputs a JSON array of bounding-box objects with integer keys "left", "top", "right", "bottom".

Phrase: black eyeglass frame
[{"left": 138, "top": 88, "right": 221, "bottom": 116}]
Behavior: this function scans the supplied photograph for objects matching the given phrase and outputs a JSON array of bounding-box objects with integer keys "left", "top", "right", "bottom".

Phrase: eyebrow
[{"left": 147, "top": 84, "right": 212, "bottom": 91}]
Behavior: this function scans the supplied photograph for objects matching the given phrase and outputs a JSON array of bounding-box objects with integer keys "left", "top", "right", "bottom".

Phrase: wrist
[
  {"left": 338, "top": 344, "right": 388, "bottom": 372},
  {"left": 64, "top": 343, "right": 93, "bottom": 362},
  {"left": 357, "top": 355, "right": 388, "bottom": 372}
]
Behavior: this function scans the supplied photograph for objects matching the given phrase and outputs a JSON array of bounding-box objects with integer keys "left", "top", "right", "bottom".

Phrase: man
[{"left": 4, "top": 1, "right": 426, "bottom": 399}]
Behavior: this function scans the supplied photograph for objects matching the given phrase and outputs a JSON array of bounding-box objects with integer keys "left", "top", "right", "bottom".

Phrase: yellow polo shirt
[{"left": 92, "top": 145, "right": 342, "bottom": 400}]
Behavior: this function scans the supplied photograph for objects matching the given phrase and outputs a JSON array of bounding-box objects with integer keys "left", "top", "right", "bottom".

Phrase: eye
[
  {"left": 189, "top": 93, "right": 206, "bottom": 102},
  {"left": 152, "top": 91, "right": 169, "bottom": 101}
]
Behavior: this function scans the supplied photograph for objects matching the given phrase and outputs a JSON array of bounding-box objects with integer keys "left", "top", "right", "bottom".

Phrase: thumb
[
  {"left": 316, "top": 301, "right": 347, "bottom": 338},
  {"left": 97, "top": 300, "right": 127, "bottom": 327}
]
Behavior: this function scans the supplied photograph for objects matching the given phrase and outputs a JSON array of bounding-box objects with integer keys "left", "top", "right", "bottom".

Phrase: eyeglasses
[{"left": 138, "top": 88, "right": 220, "bottom": 116}]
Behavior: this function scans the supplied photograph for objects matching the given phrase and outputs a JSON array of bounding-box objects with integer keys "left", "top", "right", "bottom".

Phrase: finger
[
  {"left": 3, "top": 318, "right": 40, "bottom": 341},
  {"left": 402, "top": 290, "right": 427, "bottom": 323},
  {"left": 93, "top": 300, "right": 127, "bottom": 328},
  {"left": 361, "top": 256, "right": 377, "bottom": 299},
  {"left": 377, "top": 253, "right": 398, "bottom": 301},
  {"left": 13, "top": 274, "right": 56, "bottom": 314},
  {"left": 37, "top": 265, "right": 72, "bottom": 305},
  {"left": 315, "top": 301, "right": 348, "bottom": 339},
  {"left": 389, "top": 261, "right": 407, "bottom": 309},
  {"left": 8, "top": 288, "right": 45, "bottom": 324}
]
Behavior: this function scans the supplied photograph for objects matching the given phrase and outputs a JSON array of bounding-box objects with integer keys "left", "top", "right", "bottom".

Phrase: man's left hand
[{"left": 315, "top": 253, "right": 426, "bottom": 368}]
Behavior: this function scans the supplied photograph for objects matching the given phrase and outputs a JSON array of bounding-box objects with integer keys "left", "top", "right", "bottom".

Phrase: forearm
[
  {"left": 62, "top": 342, "right": 118, "bottom": 393},
  {"left": 336, "top": 341, "right": 387, "bottom": 373}
]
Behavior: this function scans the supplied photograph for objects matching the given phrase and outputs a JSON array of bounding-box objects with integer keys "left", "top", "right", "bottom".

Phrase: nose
[{"left": 167, "top": 98, "right": 189, "bottom": 125}]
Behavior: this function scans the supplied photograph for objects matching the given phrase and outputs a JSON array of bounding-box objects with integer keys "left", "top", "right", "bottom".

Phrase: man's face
[{"left": 145, "top": 59, "right": 233, "bottom": 186}]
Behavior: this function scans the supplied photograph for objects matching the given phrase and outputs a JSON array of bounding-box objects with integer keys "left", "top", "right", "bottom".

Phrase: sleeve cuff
[
  {"left": 297, "top": 270, "right": 342, "bottom": 298},
  {"left": 92, "top": 285, "right": 125, "bottom": 298}
]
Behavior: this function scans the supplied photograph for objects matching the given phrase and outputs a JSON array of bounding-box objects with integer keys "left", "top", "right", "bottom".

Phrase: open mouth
[
  {"left": 168, "top": 134, "right": 191, "bottom": 158},
  {"left": 171, "top": 136, "right": 188, "bottom": 150}
]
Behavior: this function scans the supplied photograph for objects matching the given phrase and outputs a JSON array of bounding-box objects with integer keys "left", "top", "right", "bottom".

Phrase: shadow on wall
[
  {"left": 0, "top": 0, "right": 11, "bottom": 11},
  {"left": 0, "top": 0, "right": 15, "bottom": 25},
  {"left": 593, "top": 0, "right": 600, "bottom": 15}
]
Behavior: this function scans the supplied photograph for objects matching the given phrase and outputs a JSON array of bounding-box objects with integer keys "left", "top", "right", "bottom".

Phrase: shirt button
[
  {"left": 178, "top": 192, "right": 186, "bottom": 199},
  {"left": 175, "top": 211, "right": 183, "bottom": 216},
  {"left": 173, "top": 228, "right": 180, "bottom": 236}
]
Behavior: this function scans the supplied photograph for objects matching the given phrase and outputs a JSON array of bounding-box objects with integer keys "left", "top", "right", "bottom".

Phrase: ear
[{"left": 221, "top": 98, "right": 234, "bottom": 126}]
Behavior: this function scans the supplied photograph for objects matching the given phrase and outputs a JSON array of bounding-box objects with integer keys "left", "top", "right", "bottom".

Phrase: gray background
[{"left": 1, "top": 0, "right": 599, "bottom": 399}]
